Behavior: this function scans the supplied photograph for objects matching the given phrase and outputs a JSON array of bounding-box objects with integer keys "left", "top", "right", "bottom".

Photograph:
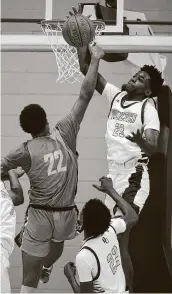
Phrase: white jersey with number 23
[{"left": 103, "top": 83, "right": 160, "bottom": 165}]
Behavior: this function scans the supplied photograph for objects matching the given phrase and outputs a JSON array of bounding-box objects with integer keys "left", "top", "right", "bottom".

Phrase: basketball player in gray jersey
[{"left": 1, "top": 44, "right": 104, "bottom": 293}]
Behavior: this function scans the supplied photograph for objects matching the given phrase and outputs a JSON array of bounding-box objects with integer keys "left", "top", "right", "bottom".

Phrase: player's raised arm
[
  {"left": 71, "top": 43, "right": 104, "bottom": 125},
  {"left": 68, "top": 5, "right": 107, "bottom": 95},
  {"left": 77, "top": 46, "right": 107, "bottom": 95},
  {"left": 93, "top": 177, "right": 138, "bottom": 230}
]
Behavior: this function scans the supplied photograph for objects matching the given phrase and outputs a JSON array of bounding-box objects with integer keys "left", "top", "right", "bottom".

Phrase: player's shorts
[
  {"left": 105, "top": 159, "right": 150, "bottom": 216},
  {"left": 21, "top": 206, "right": 78, "bottom": 257}
]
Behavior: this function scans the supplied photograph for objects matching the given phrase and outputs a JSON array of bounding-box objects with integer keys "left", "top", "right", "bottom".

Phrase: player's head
[
  {"left": 19, "top": 104, "right": 49, "bottom": 136},
  {"left": 124, "top": 65, "right": 164, "bottom": 99},
  {"left": 81, "top": 198, "right": 111, "bottom": 238}
]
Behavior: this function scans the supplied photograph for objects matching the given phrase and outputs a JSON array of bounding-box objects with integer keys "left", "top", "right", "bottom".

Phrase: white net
[{"left": 41, "top": 20, "right": 105, "bottom": 83}]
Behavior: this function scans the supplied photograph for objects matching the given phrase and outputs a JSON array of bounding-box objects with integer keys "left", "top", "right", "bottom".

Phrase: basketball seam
[
  {"left": 66, "top": 18, "right": 76, "bottom": 47},
  {"left": 85, "top": 17, "right": 94, "bottom": 44},
  {"left": 75, "top": 15, "right": 83, "bottom": 47}
]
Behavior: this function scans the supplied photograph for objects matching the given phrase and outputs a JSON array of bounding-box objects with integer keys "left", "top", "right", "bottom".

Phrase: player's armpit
[{"left": 56, "top": 113, "right": 79, "bottom": 154}]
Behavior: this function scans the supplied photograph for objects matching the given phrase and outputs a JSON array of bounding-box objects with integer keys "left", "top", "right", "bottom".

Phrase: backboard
[{"left": 1, "top": 0, "right": 172, "bottom": 55}]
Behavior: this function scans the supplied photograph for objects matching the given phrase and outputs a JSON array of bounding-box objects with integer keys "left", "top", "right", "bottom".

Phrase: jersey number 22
[{"left": 44, "top": 150, "right": 67, "bottom": 176}]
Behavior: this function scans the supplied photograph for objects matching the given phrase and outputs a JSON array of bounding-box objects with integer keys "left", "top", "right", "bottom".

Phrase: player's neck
[
  {"left": 84, "top": 232, "right": 98, "bottom": 241},
  {"left": 32, "top": 130, "right": 50, "bottom": 138},
  {"left": 126, "top": 93, "right": 145, "bottom": 102}
]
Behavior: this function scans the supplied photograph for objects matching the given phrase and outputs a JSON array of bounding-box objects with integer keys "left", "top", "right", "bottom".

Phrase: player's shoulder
[
  {"left": 143, "top": 99, "right": 158, "bottom": 117},
  {"left": 76, "top": 248, "right": 89, "bottom": 263},
  {"left": 76, "top": 246, "right": 97, "bottom": 268},
  {"left": 110, "top": 217, "right": 126, "bottom": 234},
  {"left": 10, "top": 141, "right": 29, "bottom": 153},
  {"left": 143, "top": 98, "right": 157, "bottom": 109}
]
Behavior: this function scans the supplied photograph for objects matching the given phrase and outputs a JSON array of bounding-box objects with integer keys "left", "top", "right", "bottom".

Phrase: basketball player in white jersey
[
  {"left": 79, "top": 56, "right": 163, "bottom": 291},
  {"left": 1, "top": 168, "right": 24, "bottom": 293},
  {"left": 64, "top": 176, "right": 138, "bottom": 293},
  {"left": 72, "top": 6, "right": 164, "bottom": 288}
]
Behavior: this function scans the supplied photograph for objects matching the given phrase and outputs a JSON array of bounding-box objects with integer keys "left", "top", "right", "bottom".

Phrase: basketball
[{"left": 62, "top": 15, "right": 95, "bottom": 47}]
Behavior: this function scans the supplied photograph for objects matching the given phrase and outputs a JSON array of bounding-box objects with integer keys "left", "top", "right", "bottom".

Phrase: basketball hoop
[{"left": 41, "top": 19, "right": 105, "bottom": 83}]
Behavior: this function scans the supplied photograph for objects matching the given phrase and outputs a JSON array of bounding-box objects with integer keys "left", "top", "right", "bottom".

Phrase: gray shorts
[{"left": 21, "top": 206, "right": 78, "bottom": 257}]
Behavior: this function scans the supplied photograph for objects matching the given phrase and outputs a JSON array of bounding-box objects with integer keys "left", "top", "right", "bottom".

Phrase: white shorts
[
  {"left": 105, "top": 161, "right": 150, "bottom": 216},
  {"left": 0, "top": 251, "right": 11, "bottom": 293}
]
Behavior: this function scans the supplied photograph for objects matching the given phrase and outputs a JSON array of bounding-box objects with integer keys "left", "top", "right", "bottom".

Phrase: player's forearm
[
  {"left": 137, "top": 139, "right": 157, "bottom": 156},
  {"left": 106, "top": 187, "right": 138, "bottom": 222},
  {"left": 8, "top": 170, "right": 24, "bottom": 206},
  {"left": 77, "top": 48, "right": 106, "bottom": 95},
  {"left": 68, "top": 276, "right": 80, "bottom": 293},
  {"left": 81, "top": 56, "right": 100, "bottom": 100}
]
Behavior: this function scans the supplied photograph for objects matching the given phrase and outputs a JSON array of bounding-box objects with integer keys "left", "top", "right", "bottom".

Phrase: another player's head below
[
  {"left": 123, "top": 65, "right": 164, "bottom": 100},
  {"left": 19, "top": 104, "right": 50, "bottom": 137},
  {"left": 81, "top": 198, "right": 111, "bottom": 239}
]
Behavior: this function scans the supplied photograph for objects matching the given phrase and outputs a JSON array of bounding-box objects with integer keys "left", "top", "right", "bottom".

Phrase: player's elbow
[
  {"left": 126, "top": 211, "right": 138, "bottom": 230},
  {"left": 12, "top": 188, "right": 24, "bottom": 206},
  {"left": 147, "top": 143, "right": 158, "bottom": 156}
]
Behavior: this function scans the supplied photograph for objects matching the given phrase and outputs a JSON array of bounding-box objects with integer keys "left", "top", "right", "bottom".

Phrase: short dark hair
[
  {"left": 19, "top": 104, "right": 47, "bottom": 135},
  {"left": 82, "top": 199, "right": 111, "bottom": 238},
  {"left": 141, "top": 65, "right": 164, "bottom": 97}
]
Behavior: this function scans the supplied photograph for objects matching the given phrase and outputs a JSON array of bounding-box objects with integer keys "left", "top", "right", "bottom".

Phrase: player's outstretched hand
[
  {"left": 8, "top": 167, "right": 25, "bottom": 178},
  {"left": 93, "top": 176, "right": 113, "bottom": 193},
  {"left": 126, "top": 129, "right": 144, "bottom": 144},
  {"left": 88, "top": 43, "right": 105, "bottom": 60},
  {"left": 14, "top": 167, "right": 25, "bottom": 178},
  {"left": 64, "top": 262, "right": 76, "bottom": 280},
  {"left": 67, "top": 4, "right": 92, "bottom": 19}
]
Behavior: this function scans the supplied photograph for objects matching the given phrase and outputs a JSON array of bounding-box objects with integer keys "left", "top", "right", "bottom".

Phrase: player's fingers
[
  {"left": 99, "top": 176, "right": 105, "bottom": 182},
  {"left": 87, "top": 14, "right": 92, "bottom": 19},
  {"left": 92, "top": 184, "right": 101, "bottom": 191},
  {"left": 68, "top": 10, "right": 73, "bottom": 16},
  {"left": 78, "top": 3, "right": 82, "bottom": 14},
  {"left": 88, "top": 42, "right": 96, "bottom": 52},
  {"left": 72, "top": 6, "right": 77, "bottom": 14},
  {"left": 69, "top": 262, "right": 75, "bottom": 267},
  {"left": 126, "top": 136, "right": 133, "bottom": 141}
]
